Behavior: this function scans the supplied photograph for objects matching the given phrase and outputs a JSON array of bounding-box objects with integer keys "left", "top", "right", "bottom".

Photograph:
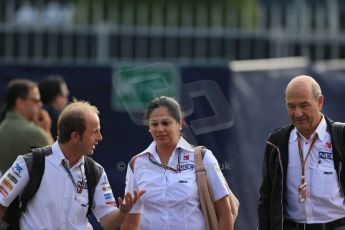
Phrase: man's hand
[
  {"left": 100, "top": 190, "right": 145, "bottom": 230},
  {"left": 35, "top": 109, "right": 52, "bottom": 132},
  {"left": 118, "top": 190, "right": 145, "bottom": 214}
]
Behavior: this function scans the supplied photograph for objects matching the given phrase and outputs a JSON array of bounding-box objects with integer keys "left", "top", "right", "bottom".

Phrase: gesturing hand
[{"left": 118, "top": 190, "right": 145, "bottom": 214}]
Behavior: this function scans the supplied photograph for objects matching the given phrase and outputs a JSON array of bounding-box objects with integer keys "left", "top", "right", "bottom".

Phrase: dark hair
[
  {"left": 5, "top": 79, "right": 37, "bottom": 109},
  {"left": 0, "top": 79, "right": 37, "bottom": 122},
  {"left": 57, "top": 99, "right": 99, "bottom": 143},
  {"left": 144, "top": 96, "right": 183, "bottom": 123},
  {"left": 39, "top": 75, "right": 66, "bottom": 104}
]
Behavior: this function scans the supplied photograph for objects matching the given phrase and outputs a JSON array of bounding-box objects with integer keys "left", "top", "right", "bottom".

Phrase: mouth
[{"left": 294, "top": 117, "right": 307, "bottom": 123}]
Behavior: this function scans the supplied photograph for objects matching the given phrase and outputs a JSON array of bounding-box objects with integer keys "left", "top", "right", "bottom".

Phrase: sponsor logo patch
[
  {"left": 0, "top": 185, "right": 8, "bottom": 197},
  {"left": 104, "top": 193, "right": 114, "bottom": 200},
  {"left": 7, "top": 173, "right": 18, "bottom": 184},
  {"left": 105, "top": 201, "right": 117, "bottom": 207},
  {"left": 102, "top": 185, "right": 112, "bottom": 192},
  {"left": 1, "top": 179, "right": 13, "bottom": 190},
  {"left": 319, "top": 151, "right": 333, "bottom": 160},
  {"left": 11, "top": 163, "right": 23, "bottom": 178},
  {"left": 180, "top": 164, "right": 194, "bottom": 171}
]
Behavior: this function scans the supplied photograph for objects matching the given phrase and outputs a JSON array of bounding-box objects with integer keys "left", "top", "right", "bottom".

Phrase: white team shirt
[
  {"left": 0, "top": 142, "right": 117, "bottom": 230},
  {"left": 125, "top": 137, "right": 229, "bottom": 230},
  {"left": 286, "top": 116, "right": 345, "bottom": 223}
]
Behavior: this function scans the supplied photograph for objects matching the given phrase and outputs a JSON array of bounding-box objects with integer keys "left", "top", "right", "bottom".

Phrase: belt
[{"left": 284, "top": 217, "right": 345, "bottom": 230}]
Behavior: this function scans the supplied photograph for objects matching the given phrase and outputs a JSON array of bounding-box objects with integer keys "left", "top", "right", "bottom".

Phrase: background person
[
  {"left": 258, "top": 75, "right": 345, "bottom": 230},
  {"left": 121, "top": 96, "right": 233, "bottom": 230},
  {"left": 0, "top": 79, "right": 53, "bottom": 174},
  {"left": 39, "top": 74, "right": 70, "bottom": 140}
]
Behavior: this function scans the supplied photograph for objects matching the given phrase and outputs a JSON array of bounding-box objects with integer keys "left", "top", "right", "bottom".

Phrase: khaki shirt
[{"left": 0, "top": 111, "right": 49, "bottom": 173}]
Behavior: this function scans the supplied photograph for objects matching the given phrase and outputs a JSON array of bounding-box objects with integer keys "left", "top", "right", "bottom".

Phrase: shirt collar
[
  {"left": 6, "top": 111, "right": 30, "bottom": 123},
  {"left": 51, "top": 141, "right": 85, "bottom": 168},
  {"left": 291, "top": 115, "right": 327, "bottom": 142},
  {"left": 144, "top": 136, "right": 194, "bottom": 161}
]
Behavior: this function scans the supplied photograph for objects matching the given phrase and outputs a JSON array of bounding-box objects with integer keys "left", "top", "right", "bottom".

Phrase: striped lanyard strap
[
  {"left": 61, "top": 160, "right": 85, "bottom": 193},
  {"left": 297, "top": 133, "right": 318, "bottom": 183},
  {"left": 148, "top": 148, "right": 182, "bottom": 173}
]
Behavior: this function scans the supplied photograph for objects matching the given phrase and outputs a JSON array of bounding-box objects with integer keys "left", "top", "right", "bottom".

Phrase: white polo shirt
[
  {"left": 286, "top": 116, "right": 345, "bottom": 223},
  {"left": 0, "top": 142, "right": 117, "bottom": 230},
  {"left": 125, "top": 137, "right": 229, "bottom": 230}
]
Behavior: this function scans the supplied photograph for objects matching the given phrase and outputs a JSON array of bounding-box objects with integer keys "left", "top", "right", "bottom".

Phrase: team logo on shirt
[
  {"left": 183, "top": 155, "right": 189, "bottom": 161},
  {"left": 7, "top": 173, "right": 18, "bottom": 184},
  {"left": 11, "top": 163, "right": 23, "bottom": 178},
  {"left": 0, "top": 185, "right": 8, "bottom": 197},
  {"left": 1, "top": 179, "right": 13, "bottom": 191},
  {"left": 325, "top": 142, "right": 332, "bottom": 149}
]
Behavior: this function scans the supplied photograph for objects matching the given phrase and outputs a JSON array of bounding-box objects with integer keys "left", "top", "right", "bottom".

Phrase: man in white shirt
[
  {"left": 258, "top": 75, "right": 345, "bottom": 230},
  {"left": 0, "top": 99, "right": 144, "bottom": 230}
]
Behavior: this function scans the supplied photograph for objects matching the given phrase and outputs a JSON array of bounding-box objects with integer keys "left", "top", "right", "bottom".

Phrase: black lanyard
[
  {"left": 61, "top": 160, "right": 85, "bottom": 193},
  {"left": 148, "top": 148, "right": 182, "bottom": 173}
]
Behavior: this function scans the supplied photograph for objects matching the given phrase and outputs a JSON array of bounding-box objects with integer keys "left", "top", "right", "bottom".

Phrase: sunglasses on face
[{"left": 26, "top": 97, "right": 41, "bottom": 104}]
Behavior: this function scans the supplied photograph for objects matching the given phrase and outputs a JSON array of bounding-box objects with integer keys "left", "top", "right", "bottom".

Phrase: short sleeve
[
  {"left": 0, "top": 156, "right": 29, "bottom": 207},
  {"left": 203, "top": 150, "right": 230, "bottom": 201},
  {"left": 124, "top": 164, "right": 142, "bottom": 213},
  {"left": 91, "top": 170, "right": 117, "bottom": 220}
]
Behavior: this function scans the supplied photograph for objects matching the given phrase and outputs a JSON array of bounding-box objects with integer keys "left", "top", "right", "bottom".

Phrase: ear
[
  {"left": 15, "top": 97, "right": 25, "bottom": 109},
  {"left": 70, "top": 131, "right": 81, "bottom": 142},
  {"left": 317, "top": 95, "right": 324, "bottom": 111}
]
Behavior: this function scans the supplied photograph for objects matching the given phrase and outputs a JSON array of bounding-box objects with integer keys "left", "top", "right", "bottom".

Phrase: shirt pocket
[
  {"left": 310, "top": 167, "right": 339, "bottom": 198},
  {"left": 74, "top": 192, "right": 89, "bottom": 223},
  {"left": 173, "top": 171, "right": 198, "bottom": 203}
]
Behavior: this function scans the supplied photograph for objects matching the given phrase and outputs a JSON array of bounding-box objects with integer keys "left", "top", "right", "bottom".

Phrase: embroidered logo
[
  {"left": 7, "top": 173, "right": 18, "bottom": 184},
  {"left": 325, "top": 142, "right": 332, "bottom": 149},
  {"left": 11, "top": 163, "right": 23, "bottom": 178},
  {"left": 319, "top": 151, "right": 333, "bottom": 160},
  {"left": 1, "top": 179, "right": 13, "bottom": 190},
  {"left": 0, "top": 185, "right": 8, "bottom": 197},
  {"left": 104, "top": 193, "right": 114, "bottom": 200}
]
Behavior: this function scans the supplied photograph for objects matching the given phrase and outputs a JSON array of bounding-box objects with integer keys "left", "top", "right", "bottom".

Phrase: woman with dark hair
[{"left": 121, "top": 96, "right": 233, "bottom": 230}]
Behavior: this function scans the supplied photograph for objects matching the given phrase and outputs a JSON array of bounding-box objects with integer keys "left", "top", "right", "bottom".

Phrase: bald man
[{"left": 258, "top": 75, "right": 345, "bottom": 230}]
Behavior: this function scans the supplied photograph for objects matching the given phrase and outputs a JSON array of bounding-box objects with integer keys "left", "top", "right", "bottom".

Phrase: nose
[
  {"left": 98, "top": 132, "right": 103, "bottom": 141},
  {"left": 158, "top": 124, "right": 164, "bottom": 131},
  {"left": 294, "top": 107, "right": 303, "bottom": 118}
]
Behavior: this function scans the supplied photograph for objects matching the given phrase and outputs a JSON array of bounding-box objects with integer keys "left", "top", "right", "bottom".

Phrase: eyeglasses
[{"left": 26, "top": 97, "right": 41, "bottom": 104}]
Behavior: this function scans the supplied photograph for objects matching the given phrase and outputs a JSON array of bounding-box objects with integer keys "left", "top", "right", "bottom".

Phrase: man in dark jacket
[{"left": 258, "top": 75, "right": 345, "bottom": 230}]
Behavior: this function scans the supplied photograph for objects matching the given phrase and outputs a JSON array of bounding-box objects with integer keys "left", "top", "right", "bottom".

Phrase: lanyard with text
[
  {"left": 148, "top": 148, "right": 182, "bottom": 173},
  {"left": 297, "top": 133, "right": 318, "bottom": 202},
  {"left": 61, "top": 160, "right": 85, "bottom": 193}
]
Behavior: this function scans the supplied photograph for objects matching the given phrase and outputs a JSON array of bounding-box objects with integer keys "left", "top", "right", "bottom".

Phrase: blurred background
[{"left": 1, "top": 0, "right": 345, "bottom": 229}]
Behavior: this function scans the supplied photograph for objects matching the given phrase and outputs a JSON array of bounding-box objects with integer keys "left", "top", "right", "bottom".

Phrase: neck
[
  {"left": 59, "top": 143, "right": 81, "bottom": 167},
  {"left": 13, "top": 109, "right": 30, "bottom": 122},
  {"left": 156, "top": 145, "right": 175, "bottom": 165}
]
